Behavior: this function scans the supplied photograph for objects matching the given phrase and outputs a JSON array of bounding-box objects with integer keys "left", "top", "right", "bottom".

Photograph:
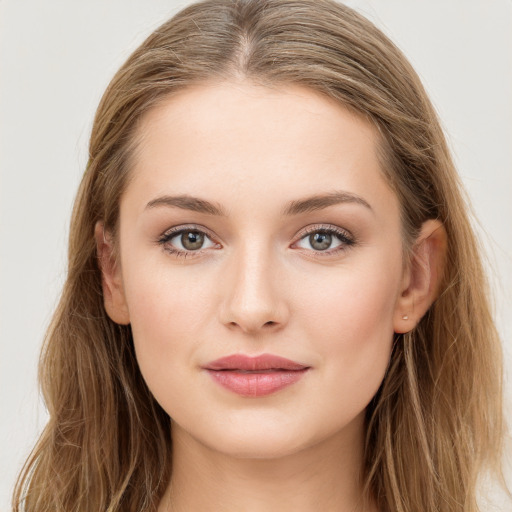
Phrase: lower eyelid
[
  {"left": 160, "top": 230, "right": 216, "bottom": 252},
  {"left": 294, "top": 238, "right": 349, "bottom": 254}
]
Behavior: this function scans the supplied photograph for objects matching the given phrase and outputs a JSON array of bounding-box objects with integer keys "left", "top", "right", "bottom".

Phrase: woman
[{"left": 13, "top": 0, "right": 506, "bottom": 510}]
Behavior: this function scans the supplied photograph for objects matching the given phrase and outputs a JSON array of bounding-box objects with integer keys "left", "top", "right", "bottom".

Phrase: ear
[
  {"left": 394, "top": 219, "right": 447, "bottom": 333},
  {"left": 94, "top": 221, "right": 130, "bottom": 325}
]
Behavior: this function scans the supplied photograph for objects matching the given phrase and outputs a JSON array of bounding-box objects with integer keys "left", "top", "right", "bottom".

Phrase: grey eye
[
  {"left": 166, "top": 230, "right": 215, "bottom": 252},
  {"left": 296, "top": 230, "right": 344, "bottom": 252},
  {"left": 309, "top": 232, "right": 332, "bottom": 251}
]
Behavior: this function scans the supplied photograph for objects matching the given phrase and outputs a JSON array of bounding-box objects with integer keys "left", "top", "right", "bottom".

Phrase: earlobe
[
  {"left": 94, "top": 221, "right": 131, "bottom": 325},
  {"left": 394, "top": 219, "right": 447, "bottom": 333}
]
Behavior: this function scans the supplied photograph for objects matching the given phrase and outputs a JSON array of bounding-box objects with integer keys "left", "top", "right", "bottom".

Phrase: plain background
[{"left": 1, "top": 0, "right": 511, "bottom": 510}]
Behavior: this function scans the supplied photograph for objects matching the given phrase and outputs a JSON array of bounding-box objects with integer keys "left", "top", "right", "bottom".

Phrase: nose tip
[
  {"left": 222, "top": 291, "right": 288, "bottom": 334},
  {"left": 226, "top": 316, "right": 283, "bottom": 335},
  {"left": 218, "top": 251, "right": 289, "bottom": 335}
]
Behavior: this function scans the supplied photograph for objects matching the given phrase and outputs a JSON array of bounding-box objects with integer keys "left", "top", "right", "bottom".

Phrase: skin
[{"left": 96, "top": 81, "right": 445, "bottom": 511}]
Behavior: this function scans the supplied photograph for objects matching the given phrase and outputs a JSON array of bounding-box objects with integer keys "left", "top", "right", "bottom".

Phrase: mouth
[
  {"left": 202, "top": 353, "right": 311, "bottom": 397},
  {"left": 203, "top": 353, "right": 310, "bottom": 371},
  {"left": 221, "top": 368, "right": 296, "bottom": 373}
]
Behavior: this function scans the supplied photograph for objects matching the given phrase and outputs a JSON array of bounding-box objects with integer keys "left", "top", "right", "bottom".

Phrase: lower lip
[{"left": 206, "top": 369, "right": 309, "bottom": 397}]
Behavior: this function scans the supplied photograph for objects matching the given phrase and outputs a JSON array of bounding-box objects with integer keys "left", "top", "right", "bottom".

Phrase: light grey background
[{"left": 1, "top": 1, "right": 511, "bottom": 510}]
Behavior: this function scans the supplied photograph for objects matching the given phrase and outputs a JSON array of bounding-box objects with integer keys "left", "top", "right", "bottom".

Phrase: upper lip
[{"left": 203, "top": 353, "right": 309, "bottom": 371}]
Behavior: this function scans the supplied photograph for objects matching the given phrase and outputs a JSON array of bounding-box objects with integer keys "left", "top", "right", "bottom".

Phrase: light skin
[{"left": 96, "top": 81, "right": 446, "bottom": 511}]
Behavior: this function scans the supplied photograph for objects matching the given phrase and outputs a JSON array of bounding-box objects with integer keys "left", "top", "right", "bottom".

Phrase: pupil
[
  {"left": 310, "top": 232, "right": 331, "bottom": 251},
  {"left": 182, "top": 231, "right": 204, "bottom": 250}
]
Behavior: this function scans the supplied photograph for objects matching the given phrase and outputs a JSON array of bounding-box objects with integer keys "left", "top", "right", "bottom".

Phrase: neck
[{"left": 158, "top": 415, "right": 377, "bottom": 512}]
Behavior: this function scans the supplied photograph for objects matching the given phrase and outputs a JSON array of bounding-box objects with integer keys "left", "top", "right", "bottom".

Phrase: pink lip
[
  {"left": 202, "top": 354, "right": 310, "bottom": 397},
  {"left": 204, "top": 353, "right": 309, "bottom": 371}
]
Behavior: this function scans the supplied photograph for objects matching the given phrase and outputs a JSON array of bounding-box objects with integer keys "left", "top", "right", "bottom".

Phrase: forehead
[
  {"left": 134, "top": 80, "right": 378, "bottom": 162},
  {"left": 124, "top": 80, "right": 398, "bottom": 221}
]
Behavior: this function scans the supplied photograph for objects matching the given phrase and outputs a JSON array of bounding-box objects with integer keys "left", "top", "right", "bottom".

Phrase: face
[{"left": 105, "top": 81, "right": 412, "bottom": 459}]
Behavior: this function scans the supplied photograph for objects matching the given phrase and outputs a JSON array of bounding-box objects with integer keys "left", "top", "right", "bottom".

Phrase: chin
[
  {"left": 207, "top": 432, "right": 312, "bottom": 460},
  {"left": 183, "top": 412, "right": 336, "bottom": 461}
]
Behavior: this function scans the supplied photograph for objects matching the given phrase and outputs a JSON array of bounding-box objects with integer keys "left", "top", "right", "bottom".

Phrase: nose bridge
[{"left": 219, "top": 236, "right": 288, "bottom": 333}]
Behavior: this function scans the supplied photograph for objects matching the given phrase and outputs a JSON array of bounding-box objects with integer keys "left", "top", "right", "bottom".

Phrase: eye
[
  {"left": 158, "top": 224, "right": 354, "bottom": 259},
  {"left": 158, "top": 226, "right": 217, "bottom": 257},
  {"left": 294, "top": 225, "right": 355, "bottom": 254}
]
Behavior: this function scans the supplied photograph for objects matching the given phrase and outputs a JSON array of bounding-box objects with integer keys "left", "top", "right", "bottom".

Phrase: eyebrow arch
[
  {"left": 145, "top": 190, "right": 372, "bottom": 216},
  {"left": 282, "top": 190, "right": 373, "bottom": 216},
  {"left": 146, "top": 195, "right": 228, "bottom": 216}
]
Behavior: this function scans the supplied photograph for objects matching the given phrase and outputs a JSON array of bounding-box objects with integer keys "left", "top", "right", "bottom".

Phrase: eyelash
[{"left": 157, "top": 224, "right": 356, "bottom": 259}]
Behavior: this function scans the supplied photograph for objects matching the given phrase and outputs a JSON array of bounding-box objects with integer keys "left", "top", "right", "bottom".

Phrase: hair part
[{"left": 14, "top": 1, "right": 506, "bottom": 511}]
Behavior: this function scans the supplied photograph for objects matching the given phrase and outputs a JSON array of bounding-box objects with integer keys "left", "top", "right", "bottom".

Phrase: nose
[{"left": 218, "top": 242, "right": 290, "bottom": 335}]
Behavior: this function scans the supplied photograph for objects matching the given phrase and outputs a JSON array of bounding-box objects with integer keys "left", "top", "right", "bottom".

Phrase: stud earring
[{"left": 402, "top": 315, "right": 409, "bottom": 320}]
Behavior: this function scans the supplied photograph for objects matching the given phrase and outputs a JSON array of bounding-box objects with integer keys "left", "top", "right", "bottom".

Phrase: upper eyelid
[
  {"left": 298, "top": 224, "right": 352, "bottom": 238},
  {"left": 159, "top": 223, "right": 353, "bottom": 249},
  {"left": 160, "top": 224, "right": 216, "bottom": 240}
]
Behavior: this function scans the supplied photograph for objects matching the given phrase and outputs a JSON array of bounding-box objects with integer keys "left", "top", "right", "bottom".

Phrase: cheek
[
  {"left": 296, "top": 258, "right": 401, "bottom": 410},
  {"left": 123, "top": 263, "right": 211, "bottom": 380},
  {"left": 300, "top": 257, "right": 400, "bottom": 346}
]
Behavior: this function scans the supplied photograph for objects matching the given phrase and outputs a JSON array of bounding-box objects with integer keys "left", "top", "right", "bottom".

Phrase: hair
[{"left": 13, "top": 1, "right": 506, "bottom": 511}]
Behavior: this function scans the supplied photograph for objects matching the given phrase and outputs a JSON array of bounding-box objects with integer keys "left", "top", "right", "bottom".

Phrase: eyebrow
[
  {"left": 145, "top": 191, "right": 372, "bottom": 216},
  {"left": 146, "top": 195, "right": 227, "bottom": 216},
  {"left": 282, "top": 190, "right": 372, "bottom": 216}
]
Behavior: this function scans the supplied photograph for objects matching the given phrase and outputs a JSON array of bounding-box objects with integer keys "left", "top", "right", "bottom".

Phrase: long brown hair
[{"left": 13, "top": 1, "right": 505, "bottom": 510}]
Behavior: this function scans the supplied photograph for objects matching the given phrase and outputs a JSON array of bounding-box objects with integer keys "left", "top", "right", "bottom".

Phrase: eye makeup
[
  {"left": 156, "top": 224, "right": 219, "bottom": 259},
  {"left": 156, "top": 222, "right": 356, "bottom": 260}
]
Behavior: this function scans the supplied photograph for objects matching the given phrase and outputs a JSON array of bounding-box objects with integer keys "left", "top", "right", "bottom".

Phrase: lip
[
  {"left": 203, "top": 353, "right": 309, "bottom": 371},
  {"left": 202, "top": 353, "right": 310, "bottom": 397}
]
